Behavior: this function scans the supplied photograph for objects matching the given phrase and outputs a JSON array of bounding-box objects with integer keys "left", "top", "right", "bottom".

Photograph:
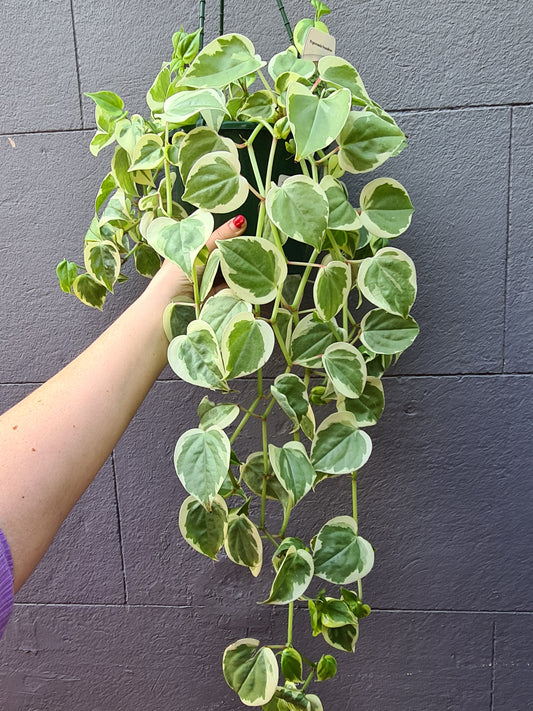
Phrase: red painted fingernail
[{"left": 232, "top": 215, "right": 245, "bottom": 228}]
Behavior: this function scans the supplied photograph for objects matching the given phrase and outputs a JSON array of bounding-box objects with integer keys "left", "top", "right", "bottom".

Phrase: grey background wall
[{"left": 0, "top": 0, "right": 531, "bottom": 708}]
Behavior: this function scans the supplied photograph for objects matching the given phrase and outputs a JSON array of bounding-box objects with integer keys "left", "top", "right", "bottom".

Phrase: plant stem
[
  {"left": 352, "top": 470, "right": 363, "bottom": 599},
  {"left": 272, "top": 321, "right": 292, "bottom": 366},
  {"left": 279, "top": 500, "right": 292, "bottom": 538},
  {"left": 291, "top": 248, "right": 320, "bottom": 311},
  {"left": 259, "top": 526, "right": 279, "bottom": 547},
  {"left": 287, "top": 602, "right": 294, "bottom": 646},
  {"left": 261, "top": 416, "right": 268, "bottom": 528},
  {"left": 247, "top": 140, "right": 265, "bottom": 195},
  {"left": 230, "top": 395, "right": 262, "bottom": 444},
  {"left": 301, "top": 669, "right": 315, "bottom": 692},
  {"left": 257, "top": 69, "right": 273, "bottom": 92},
  {"left": 192, "top": 265, "right": 200, "bottom": 317},
  {"left": 164, "top": 123, "right": 172, "bottom": 218}
]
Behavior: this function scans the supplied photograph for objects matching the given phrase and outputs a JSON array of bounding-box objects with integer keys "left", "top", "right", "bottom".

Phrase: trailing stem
[
  {"left": 352, "top": 470, "right": 363, "bottom": 599},
  {"left": 164, "top": 123, "right": 173, "bottom": 218},
  {"left": 287, "top": 602, "right": 294, "bottom": 646}
]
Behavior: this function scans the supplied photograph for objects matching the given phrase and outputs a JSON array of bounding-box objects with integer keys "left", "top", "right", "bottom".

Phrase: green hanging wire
[
  {"left": 219, "top": 0, "right": 225, "bottom": 35},
  {"left": 275, "top": 0, "right": 293, "bottom": 43},
  {"left": 199, "top": 0, "right": 206, "bottom": 50}
]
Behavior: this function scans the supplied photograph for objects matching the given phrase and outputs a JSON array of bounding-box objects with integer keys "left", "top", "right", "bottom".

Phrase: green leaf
[
  {"left": 268, "top": 48, "right": 315, "bottom": 81},
  {"left": 320, "top": 176, "right": 361, "bottom": 231},
  {"left": 178, "top": 494, "right": 228, "bottom": 559},
  {"left": 181, "top": 34, "right": 266, "bottom": 89},
  {"left": 318, "top": 56, "right": 371, "bottom": 106},
  {"left": 56, "top": 259, "right": 78, "bottom": 293},
  {"left": 134, "top": 243, "right": 161, "bottom": 277},
  {"left": 240, "top": 452, "right": 290, "bottom": 507},
  {"left": 115, "top": 116, "right": 145, "bottom": 158},
  {"left": 290, "top": 314, "right": 343, "bottom": 368},
  {"left": 145, "top": 210, "right": 213, "bottom": 279},
  {"left": 268, "top": 442, "right": 315, "bottom": 506},
  {"left": 313, "top": 260, "right": 351, "bottom": 321},
  {"left": 178, "top": 125, "right": 239, "bottom": 182},
  {"left": 162, "top": 300, "right": 196, "bottom": 340},
  {"left": 183, "top": 151, "right": 248, "bottom": 213},
  {"left": 263, "top": 545, "right": 314, "bottom": 604},
  {"left": 160, "top": 87, "right": 228, "bottom": 124},
  {"left": 360, "top": 308, "right": 419, "bottom": 355},
  {"left": 217, "top": 237, "right": 287, "bottom": 304},
  {"left": 313, "top": 515, "right": 374, "bottom": 584},
  {"left": 293, "top": 18, "right": 329, "bottom": 54},
  {"left": 83, "top": 240, "right": 121, "bottom": 291},
  {"left": 223, "top": 639, "right": 278, "bottom": 707},
  {"left": 270, "top": 373, "right": 315, "bottom": 440},
  {"left": 129, "top": 134, "right": 164, "bottom": 171},
  {"left": 359, "top": 178, "right": 414, "bottom": 239},
  {"left": 281, "top": 648, "right": 304, "bottom": 683},
  {"left": 168, "top": 320, "right": 228, "bottom": 391},
  {"left": 338, "top": 111, "right": 406, "bottom": 174},
  {"left": 312, "top": 0, "right": 331, "bottom": 20},
  {"left": 72, "top": 273, "right": 107, "bottom": 310},
  {"left": 320, "top": 598, "right": 358, "bottom": 628},
  {"left": 90, "top": 129, "right": 115, "bottom": 157},
  {"left": 237, "top": 90, "right": 278, "bottom": 122},
  {"left": 221, "top": 313, "right": 275, "bottom": 379},
  {"left": 146, "top": 66, "right": 172, "bottom": 113},
  {"left": 225, "top": 512, "right": 263, "bottom": 577},
  {"left": 95, "top": 172, "right": 117, "bottom": 213},
  {"left": 311, "top": 412, "right": 372, "bottom": 474},
  {"left": 358, "top": 246, "right": 417, "bottom": 318},
  {"left": 199, "top": 289, "right": 252, "bottom": 342},
  {"left": 286, "top": 83, "right": 351, "bottom": 160},
  {"left": 322, "top": 622, "right": 359, "bottom": 653},
  {"left": 199, "top": 249, "right": 222, "bottom": 301},
  {"left": 316, "top": 655, "right": 337, "bottom": 681},
  {"left": 85, "top": 90, "right": 125, "bottom": 120},
  {"left": 199, "top": 403, "right": 239, "bottom": 430},
  {"left": 322, "top": 342, "right": 367, "bottom": 399},
  {"left": 174, "top": 426, "right": 230, "bottom": 506},
  {"left": 266, "top": 176, "right": 329, "bottom": 250},
  {"left": 338, "top": 376, "right": 385, "bottom": 427}
]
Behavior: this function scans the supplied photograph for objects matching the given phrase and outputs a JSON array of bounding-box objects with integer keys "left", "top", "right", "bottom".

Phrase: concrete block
[
  {"left": 0, "top": 0, "right": 81, "bottom": 133},
  {"left": 505, "top": 106, "right": 533, "bottom": 373},
  {"left": 493, "top": 615, "right": 533, "bottom": 711}
]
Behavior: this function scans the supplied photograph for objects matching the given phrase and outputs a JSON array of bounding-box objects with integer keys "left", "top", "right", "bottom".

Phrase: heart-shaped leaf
[
  {"left": 322, "top": 342, "right": 367, "bottom": 399},
  {"left": 225, "top": 512, "right": 263, "bottom": 577},
  {"left": 168, "top": 320, "right": 229, "bottom": 391},
  {"left": 359, "top": 178, "right": 414, "bottom": 239},
  {"left": 181, "top": 34, "right": 266, "bottom": 88},
  {"left": 313, "top": 260, "right": 351, "bottom": 321},
  {"left": 338, "top": 111, "right": 406, "bottom": 174},
  {"left": 160, "top": 87, "right": 228, "bottom": 123},
  {"left": 360, "top": 308, "right": 419, "bottom": 354},
  {"left": 146, "top": 210, "right": 213, "bottom": 279},
  {"left": 311, "top": 412, "right": 372, "bottom": 474},
  {"left": 199, "top": 289, "right": 252, "bottom": 342},
  {"left": 358, "top": 247, "right": 417, "bottom": 318},
  {"left": 318, "top": 56, "right": 371, "bottom": 106},
  {"left": 178, "top": 494, "right": 228, "bottom": 559},
  {"left": 337, "top": 376, "right": 385, "bottom": 427},
  {"left": 268, "top": 442, "right": 315, "bottom": 506},
  {"left": 183, "top": 151, "right": 249, "bottom": 213},
  {"left": 221, "top": 312, "right": 275, "bottom": 379},
  {"left": 263, "top": 545, "right": 314, "bottom": 604},
  {"left": 174, "top": 426, "right": 231, "bottom": 506},
  {"left": 313, "top": 515, "right": 374, "bottom": 584},
  {"left": 223, "top": 639, "right": 278, "bottom": 707},
  {"left": 290, "top": 313, "right": 344, "bottom": 368}
]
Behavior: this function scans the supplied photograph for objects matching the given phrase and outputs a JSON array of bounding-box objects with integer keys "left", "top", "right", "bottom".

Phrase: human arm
[{"left": 0, "top": 216, "right": 246, "bottom": 593}]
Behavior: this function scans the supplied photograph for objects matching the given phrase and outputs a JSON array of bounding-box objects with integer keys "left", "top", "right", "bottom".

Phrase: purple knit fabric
[{"left": 0, "top": 527, "right": 14, "bottom": 640}]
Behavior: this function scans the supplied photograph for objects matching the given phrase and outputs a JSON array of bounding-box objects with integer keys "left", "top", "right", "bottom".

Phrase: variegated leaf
[
  {"left": 178, "top": 494, "right": 228, "bottom": 559},
  {"left": 181, "top": 34, "right": 266, "bottom": 89},
  {"left": 221, "top": 312, "right": 275, "bottom": 379},
  {"left": 128, "top": 134, "right": 164, "bottom": 171},
  {"left": 167, "top": 320, "right": 229, "bottom": 391},
  {"left": 183, "top": 151, "right": 249, "bottom": 213},
  {"left": 266, "top": 176, "right": 329, "bottom": 250},
  {"left": 83, "top": 240, "right": 120, "bottom": 291},
  {"left": 160, "top": 87, "right": 228, "bottom": 124},
  {"left": 360, "top": 308, "right": 419, "bottom": 355},
  {"left": 320, "top": 176, "right": 361, "bottom": 231},
  {"left": 318, "top": 56, "right": 371, "bottom": 106},
  {"left": 337, "top": 376, "right": 385, "bottom": 427},
  {"left": 313, "top": 261, "right": 351, "bottom": 321},
  {"left": 286, "top": 83, "right": 351, "bottom": 160},
  {"left": 240, "top": 451, "right": 290, "bottom": 507},
  {"left": 322, "top": 342, "right": 367, "bottom": 399},
  {"left": 290, "top": 313, "right": 344, "bottom": 368},
  {"left": 223, "top": 639, "right": 278, "bottom": 707},
  {"left": 199, "top": 403, "right": 240, "bottom": 430},
  {"left": 359, "top": 178, "right": 414, "bottom": 239},
  {"left": 338, "top": 111, "right": 406, "bottom": 174},
  {"left": 225, "top": 512, "right": 263, "bottom": 577},
  {"left": 263, "top": 545, "right": 314, "bottom": 604},
  {"left": 174, "top": 426, "right": 230, "bottom": 506},
  {"left": 199, "top": 289, "right": 252, "bottom": 342},
  {"left": 270, "top": 373, "right": 315, "bottom": 440},
  {"left": 322, "top": 622, "right": 359, "bottom": 653},
  {"left": 311, "top": 412, "right": 372, "bottom": 474},
  {"left": 358, "top": 247, "right": 417, "bottom": 318},
  {"left": 268, "top": 47, "right": 315, "bottom": 81},
  {"left": 162, "top": 299, "right": 195, "bottom": 340},
  {"left": 145, "top": 210, "right": 213, "bottom": 280},
  {"left": 268, "top": 442, "right": 315, "bottom": 506},
  {"left": 217, "top": 237, "right": 287, "bottom": 304},
  {"left": 178, "top": 125, "right": 239, "bottom": 182},
  {"left": 199, "top": 249, "right": 222, "bottom": 301},
  {"left": 313, "top": 516, "right": 374, "bottom": 584}
]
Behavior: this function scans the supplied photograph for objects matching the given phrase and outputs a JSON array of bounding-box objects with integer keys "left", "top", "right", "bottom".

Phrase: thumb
[{"left": 206, "top": 214, "right": 247, "bottom": 252}]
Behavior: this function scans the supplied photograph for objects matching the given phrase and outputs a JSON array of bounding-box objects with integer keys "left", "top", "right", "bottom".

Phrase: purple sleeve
[{"left": 0, "top": 527, "right": 14, "bottom": 640}]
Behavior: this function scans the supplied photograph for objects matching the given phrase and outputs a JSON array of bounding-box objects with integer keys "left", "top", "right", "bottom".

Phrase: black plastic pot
[{"left": 171, "top": 121, "right": 309, "bottom": 266}]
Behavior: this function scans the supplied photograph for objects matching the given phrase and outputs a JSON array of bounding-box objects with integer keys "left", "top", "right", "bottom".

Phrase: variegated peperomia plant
[{"left": 58, "top": 2, "right": 419, "bottom": 708}]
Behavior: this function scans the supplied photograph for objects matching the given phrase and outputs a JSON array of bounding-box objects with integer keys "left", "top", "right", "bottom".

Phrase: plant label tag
[{"left": 301, "top": 27, "right": 336, "bottom": 61}]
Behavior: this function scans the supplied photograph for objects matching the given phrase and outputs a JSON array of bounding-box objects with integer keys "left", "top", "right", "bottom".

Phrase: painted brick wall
[{"left": 0, "top": 1, "right": 532, "bottom": 708}]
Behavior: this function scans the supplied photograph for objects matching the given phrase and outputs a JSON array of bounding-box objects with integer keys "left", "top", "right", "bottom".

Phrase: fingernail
[{"left": 232, "top": 215, "right": 245, "bottom": 229}]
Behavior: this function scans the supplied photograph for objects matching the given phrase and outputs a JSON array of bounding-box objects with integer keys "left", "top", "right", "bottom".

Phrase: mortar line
[
  {"left": 502, "top": 108, "right": 514, "bottom": 373},
  {"left": 68, "top": 0, "right": 84, "bottom": 128},
  {"left": 489, "top": 620, "right": 496, "bottom": 711},
  {"left": 111, "top": 449, "right": 128, "bottom": 604}
]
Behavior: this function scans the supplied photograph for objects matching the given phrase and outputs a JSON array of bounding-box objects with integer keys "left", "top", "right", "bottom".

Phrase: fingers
[{"left": 206, "top": 215, "right": 247, "bottom": 252}]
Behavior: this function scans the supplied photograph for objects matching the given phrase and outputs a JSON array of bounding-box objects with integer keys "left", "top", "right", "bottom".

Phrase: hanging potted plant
[{"left": 57, "top": 1, "right": 418, "bottom": 708}]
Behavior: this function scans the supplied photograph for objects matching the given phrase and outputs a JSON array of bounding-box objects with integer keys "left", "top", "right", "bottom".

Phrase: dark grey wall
[{"left": 0, "top": 1, "right": 532, "bottom": 709}]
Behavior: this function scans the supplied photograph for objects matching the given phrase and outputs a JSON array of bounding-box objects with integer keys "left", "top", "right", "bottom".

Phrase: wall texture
[{"left": 0, "top": 0, "right": 532, "bottom": 709}]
